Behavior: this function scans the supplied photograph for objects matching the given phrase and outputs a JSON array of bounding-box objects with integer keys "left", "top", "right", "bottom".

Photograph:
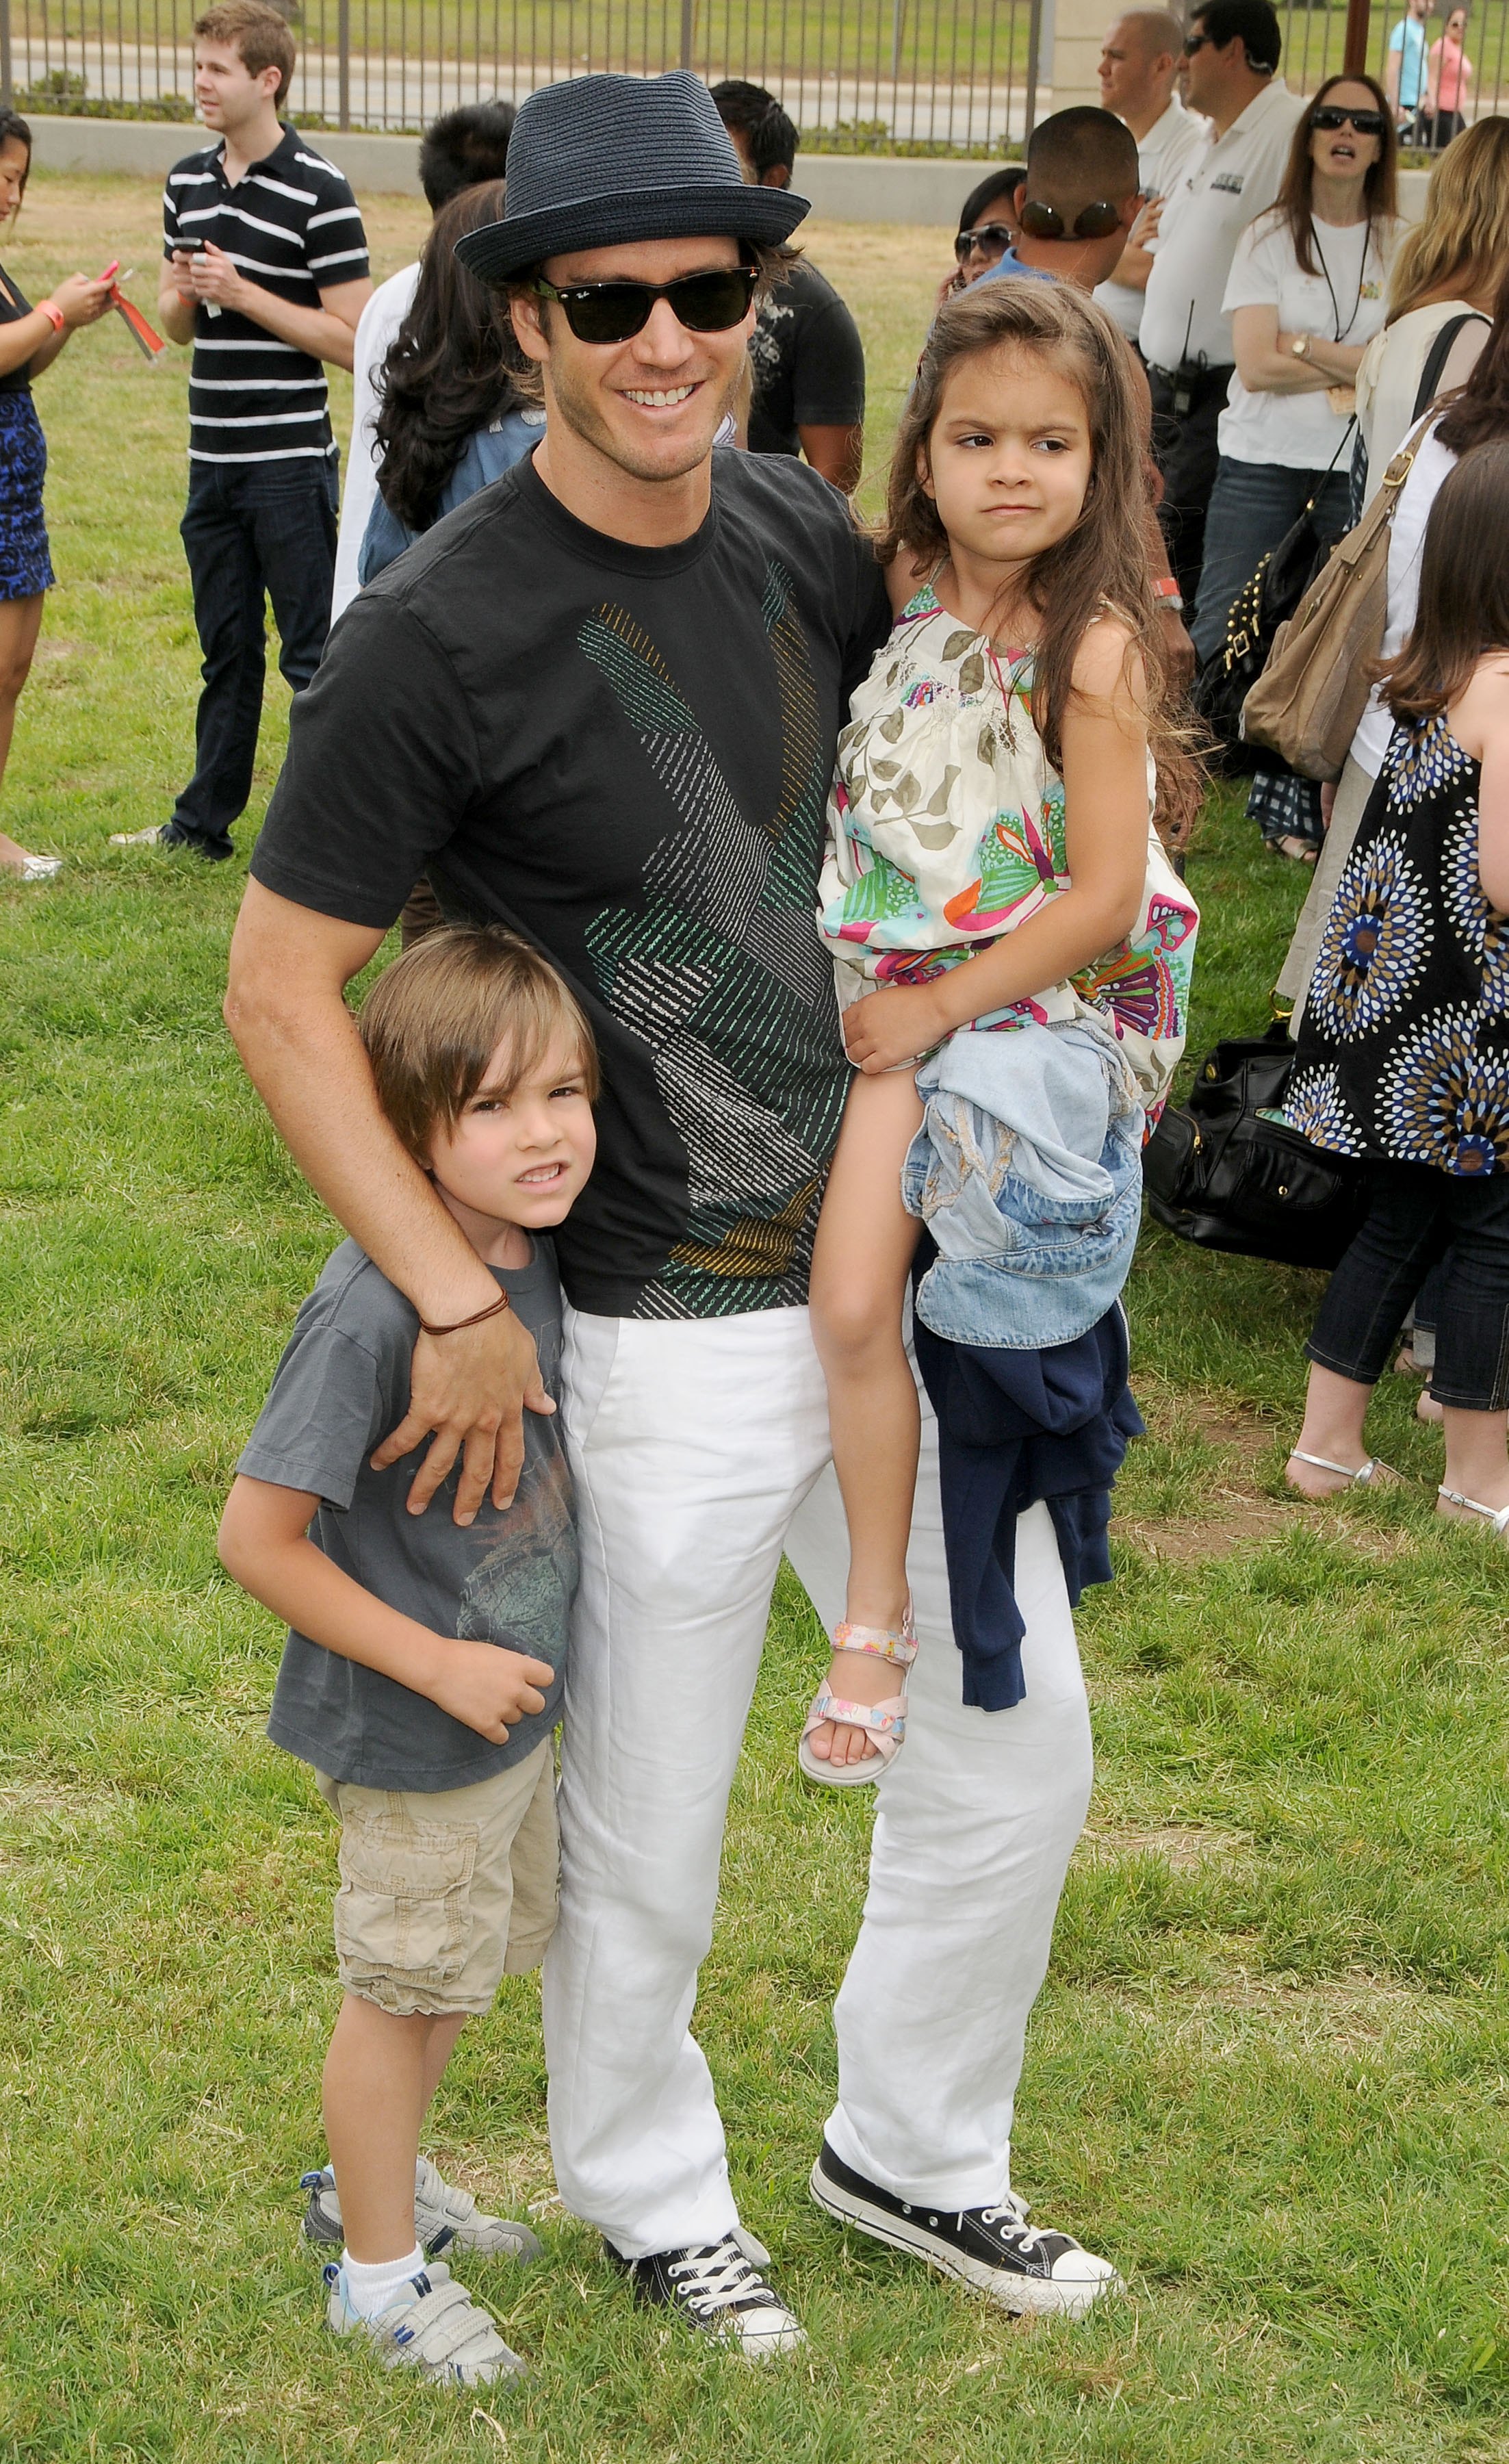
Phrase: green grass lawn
[{"left": 3, "top": 175, "right": 1509, "bottom": 2464}]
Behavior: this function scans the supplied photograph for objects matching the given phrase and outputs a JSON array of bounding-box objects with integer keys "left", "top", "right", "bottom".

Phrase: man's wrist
[{"left": 412, "top": 1248, "right": 513, "bottom": 1331}]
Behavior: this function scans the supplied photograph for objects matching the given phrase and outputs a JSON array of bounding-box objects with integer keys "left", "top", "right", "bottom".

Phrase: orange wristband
[{"left": 35, "top": 300, "right": 65, "bottom": 333}]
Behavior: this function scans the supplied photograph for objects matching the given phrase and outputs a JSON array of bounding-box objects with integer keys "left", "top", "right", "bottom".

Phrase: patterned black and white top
[
  {"left": 1287, "top": 713, "right": 1509, "bottom": 1175},
  {"left": 162, "top": 125, "right": 369, "bottom": 466}
]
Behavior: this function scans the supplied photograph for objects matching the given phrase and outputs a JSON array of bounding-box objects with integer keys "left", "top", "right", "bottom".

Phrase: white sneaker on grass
[
  {"left": 301, "top": 2156, "right": 543, "bottom": 2262},
  {"left": 324, "top": 2258, "right": 526, "bottom": 2385}
]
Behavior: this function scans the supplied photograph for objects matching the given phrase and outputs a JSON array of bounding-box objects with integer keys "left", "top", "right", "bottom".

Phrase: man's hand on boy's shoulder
[
  {"left": 429, "top": 1638, "right": 555, "bottom": 1743},
  {"left": 372, "top": 1307, "right": 555, "bottom": 1526}
]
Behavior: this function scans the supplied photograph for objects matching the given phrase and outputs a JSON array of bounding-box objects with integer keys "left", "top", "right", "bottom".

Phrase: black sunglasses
[
  {"left": 1182, "top": 31, "right": 1213, "bottom": 53},
  {"left": 1018, "top": 196, "right": 1124, "bottom": 242},
  {"left": 1310, "top": 103, "right": 1389, "bottom": 134},
  {"left": 954, "top": 220, "right": 1015, "bottom": 259},
  {"left": 532, "top": 264, "right": 758, "bottom": 345}
]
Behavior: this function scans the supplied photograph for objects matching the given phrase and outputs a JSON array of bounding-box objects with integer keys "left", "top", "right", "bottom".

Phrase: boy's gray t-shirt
[{"left": 239, "top": 1235, "right": 574, "bottom": 1792}]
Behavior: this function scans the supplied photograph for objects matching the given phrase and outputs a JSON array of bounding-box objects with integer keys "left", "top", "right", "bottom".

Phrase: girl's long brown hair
[
  {"left": 1263, "top": 73, "right": 1397, "bottom": 281},
  {"left": 879, "top": 278, "right": 1201, "bottom": 843},
  {"left": 1379, "top": 437, "right": 1509, "bottom": 726}
]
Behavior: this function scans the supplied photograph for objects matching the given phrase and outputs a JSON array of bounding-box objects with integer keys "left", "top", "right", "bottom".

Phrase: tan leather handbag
[{"left": 1239, "top": 412, "right": 1438, "bottom": 782}]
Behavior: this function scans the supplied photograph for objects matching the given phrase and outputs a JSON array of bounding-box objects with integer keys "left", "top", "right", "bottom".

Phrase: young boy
[{"left": 218, "top": 927, "right": 597, "bottom": 2387}]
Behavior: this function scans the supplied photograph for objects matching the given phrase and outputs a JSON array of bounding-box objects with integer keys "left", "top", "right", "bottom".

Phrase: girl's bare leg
[
  {"left": 0, "top": 593, "right": 46, "bottom": 874},
  {"left": 808, "top": 1069, "right": 924, "bottom": 1768}
]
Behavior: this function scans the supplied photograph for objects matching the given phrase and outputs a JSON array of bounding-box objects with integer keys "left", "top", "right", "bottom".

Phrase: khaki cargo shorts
[{"left": 315, "top": 1739, "right": 558, "bottom": 2018}]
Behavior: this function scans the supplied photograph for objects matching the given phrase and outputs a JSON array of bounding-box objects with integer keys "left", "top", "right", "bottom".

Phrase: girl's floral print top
[{"left": 816, "top": 581, "right": 1200, "bottom": 1110}]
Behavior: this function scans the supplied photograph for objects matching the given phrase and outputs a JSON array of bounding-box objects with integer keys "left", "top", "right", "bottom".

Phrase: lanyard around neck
[{"left": 1311, "top": 215, "right": 1369, "bottom": 343}]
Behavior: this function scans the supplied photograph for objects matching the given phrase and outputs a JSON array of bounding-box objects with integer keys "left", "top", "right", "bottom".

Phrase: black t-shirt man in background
[
  {"left": 711, "top": 79, "right": 867, "bottom": 493},
  {"left": 226, "top": 69, "right": 1119, "bottom": 2356}
]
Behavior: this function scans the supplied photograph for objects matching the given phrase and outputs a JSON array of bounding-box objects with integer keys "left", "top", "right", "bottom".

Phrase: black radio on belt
[{"left": 1171, "top": 307, "right": 1201, "bottom": 416}]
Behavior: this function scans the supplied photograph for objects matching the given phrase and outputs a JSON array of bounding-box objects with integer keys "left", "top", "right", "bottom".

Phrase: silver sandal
[
  {"left": 1438, "top": 1485, "right": 1509, "bottom": 1537},
  {"left": 1287, "top": 1450, "right": 1395, "bottom": 1487}
]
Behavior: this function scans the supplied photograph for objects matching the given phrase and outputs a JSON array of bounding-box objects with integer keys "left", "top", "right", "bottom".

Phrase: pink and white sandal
[{"left": 797, "top": 1611, "right": 918, "bottom": 1789}]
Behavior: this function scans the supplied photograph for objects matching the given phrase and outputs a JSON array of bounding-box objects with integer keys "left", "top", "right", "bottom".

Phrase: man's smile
[{"left": 621, "top": 383, "right": 699, "bottom": 407}]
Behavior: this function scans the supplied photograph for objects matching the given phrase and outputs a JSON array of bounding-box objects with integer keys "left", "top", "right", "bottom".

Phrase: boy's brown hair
[
  {"left": 358, "top": 926, "right": 599, "bottom": 1166},
  {"left": 193, "top": 0, "right": 296, "bottom": 103}
]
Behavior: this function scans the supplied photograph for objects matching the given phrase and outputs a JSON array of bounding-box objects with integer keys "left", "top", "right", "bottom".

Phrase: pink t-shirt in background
[{"left": 1430, "top": 34, "right": 1469, "bottom": 110}]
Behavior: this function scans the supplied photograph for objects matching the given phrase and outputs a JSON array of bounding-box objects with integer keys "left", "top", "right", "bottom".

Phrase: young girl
[
  {"left": 1285, "top": 437, "right": 1509, "bottom": 1535},
  {"left": 803, "top": 277, "right": 1200, "bottom": 1782}
]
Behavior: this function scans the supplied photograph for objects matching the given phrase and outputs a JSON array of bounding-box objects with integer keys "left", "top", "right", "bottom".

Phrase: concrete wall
[{"left": 25, "top": 112, "right": 1432, "bottom": 226}]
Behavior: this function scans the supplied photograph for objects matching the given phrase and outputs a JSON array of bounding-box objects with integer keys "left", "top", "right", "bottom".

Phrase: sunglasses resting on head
[
  {"left": 1018, "top": 196, "right": 1126, "bottom": 242},
  {"left": 532, "top": 264, "right": 758, "bottom": 344}
]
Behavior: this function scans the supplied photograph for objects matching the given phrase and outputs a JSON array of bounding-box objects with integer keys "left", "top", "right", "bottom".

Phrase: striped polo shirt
[{"left": 163, "top": 125, "right": 370, "bottom": 465}]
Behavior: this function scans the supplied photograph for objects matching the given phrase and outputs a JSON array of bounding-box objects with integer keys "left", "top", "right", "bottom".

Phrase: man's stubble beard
[{"left": 543, "top": 346, "right": 743, "bottom": 487}]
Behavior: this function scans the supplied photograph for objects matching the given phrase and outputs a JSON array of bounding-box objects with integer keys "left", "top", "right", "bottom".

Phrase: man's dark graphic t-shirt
[
  {"left": 747, "top": 259, "right": 866, "bottom": 459},
  {"left": 253, "top": 451, "right": 890, "bottom": 1320}
]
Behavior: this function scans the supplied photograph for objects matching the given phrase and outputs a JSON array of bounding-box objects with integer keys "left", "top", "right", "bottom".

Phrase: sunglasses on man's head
[
  {"left": 1018, "top": 197, "right": 1124, "bottom": 242},
  {"left": 954, "top": 221, "right": 1015, "bottom": 260},
  {"left": 1310, "top": 103, "right": 1389, "bottom": 134},
  {"left": 532, "top": 264, "right": 758, "bottom": 345}
]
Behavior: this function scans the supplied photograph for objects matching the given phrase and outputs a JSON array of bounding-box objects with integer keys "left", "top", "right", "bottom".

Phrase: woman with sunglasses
[
  {"left": 938, "top": 166, "right": 1026, "bottom": 307},
  {"left": 1191, "top": 73, "right": 1401, "bottom": 860}
]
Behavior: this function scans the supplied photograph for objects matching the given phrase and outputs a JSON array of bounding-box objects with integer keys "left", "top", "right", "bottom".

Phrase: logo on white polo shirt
[{"left": 1211, "top": 172, "right": 1245, "bottom": 193}]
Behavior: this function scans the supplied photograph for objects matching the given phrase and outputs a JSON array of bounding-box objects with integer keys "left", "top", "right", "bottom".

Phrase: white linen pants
[{"left": 542, "top": 1302, "right": 1094, "bottom": 2259}]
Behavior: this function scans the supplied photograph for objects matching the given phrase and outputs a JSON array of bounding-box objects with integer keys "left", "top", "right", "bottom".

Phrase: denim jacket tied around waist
[{"left": 903, "top": 1009, "right": 1146, "bottom": 1352}]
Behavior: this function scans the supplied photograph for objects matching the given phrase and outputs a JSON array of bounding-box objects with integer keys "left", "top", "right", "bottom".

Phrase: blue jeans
[
  {"left": 172, "top": 457, "right": 339, "bottom": 851},
  {"left": 1190, "top": 455, "right": 1351, "bottom": 664}
]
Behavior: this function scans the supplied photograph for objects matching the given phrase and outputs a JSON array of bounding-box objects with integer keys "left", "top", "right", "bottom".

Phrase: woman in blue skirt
[{"left": 0, "top": 110, "right": 112, "bottom": 880}]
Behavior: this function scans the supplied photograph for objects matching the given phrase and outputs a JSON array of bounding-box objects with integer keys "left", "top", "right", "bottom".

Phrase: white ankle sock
[{"left": 339, "top": 2244, "right": 426, "bottom": 2320}]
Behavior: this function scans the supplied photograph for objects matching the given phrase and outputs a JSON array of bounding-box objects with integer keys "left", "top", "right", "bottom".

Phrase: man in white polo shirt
[
  {"left": 1140, "top": 0, "right": 1306, "bottom": 601},
  {"left": 1093, "top": 8, "right": 1209, "bottom": 350}
]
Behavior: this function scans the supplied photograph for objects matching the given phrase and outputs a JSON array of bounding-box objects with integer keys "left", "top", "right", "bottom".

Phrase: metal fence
[
  {"left": 2, "top": 0, "right": 1506, "bottom": 149},
  {"left": 0, "top": 0, "right": 1045, "bottom": 146}
]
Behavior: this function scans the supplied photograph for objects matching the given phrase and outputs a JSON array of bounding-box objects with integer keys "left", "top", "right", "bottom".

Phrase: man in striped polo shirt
[{"left": 129, "top": 1, "right": 370, "bottom": 860}]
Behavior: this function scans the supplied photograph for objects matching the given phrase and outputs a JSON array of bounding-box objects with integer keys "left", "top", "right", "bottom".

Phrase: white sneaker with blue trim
[{"left": 324, "top": 2258, "right": 527, "bottom": 2385}]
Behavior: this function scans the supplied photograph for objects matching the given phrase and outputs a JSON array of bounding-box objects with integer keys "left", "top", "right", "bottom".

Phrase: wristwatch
[{"left": 1292, "top": 331, "right": 1313, "bottom": 361}]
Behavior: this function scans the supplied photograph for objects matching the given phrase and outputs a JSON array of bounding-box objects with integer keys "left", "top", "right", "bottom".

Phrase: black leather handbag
[{"left": 1144, "top": 1027, "right": 1368, "bottom": 1269}]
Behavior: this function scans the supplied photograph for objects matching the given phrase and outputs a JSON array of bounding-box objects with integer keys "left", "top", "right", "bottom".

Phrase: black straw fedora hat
[{"left": 453, "top": 71, "right": 810, "bottom": 283}]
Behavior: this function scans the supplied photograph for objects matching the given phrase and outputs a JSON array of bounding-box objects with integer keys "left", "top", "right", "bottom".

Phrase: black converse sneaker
[
  {"left": 809, "top": 2140, "right": 1120, "bottom": 2318},
  {"left": 609, "top": 2227, "right": 807, "bottom": 2360}
]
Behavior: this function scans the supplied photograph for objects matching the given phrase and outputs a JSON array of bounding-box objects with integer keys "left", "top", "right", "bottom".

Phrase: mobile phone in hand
[{"left": 172, "top": 235, "right": 220, "bottom": 316}]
